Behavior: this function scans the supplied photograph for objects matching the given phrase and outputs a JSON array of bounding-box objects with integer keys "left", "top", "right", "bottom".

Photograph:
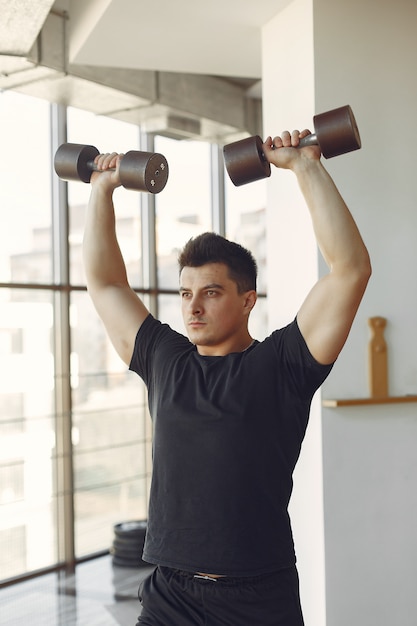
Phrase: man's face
[{"left": 179, "top": 262, "right": 256, "bottom": 356}]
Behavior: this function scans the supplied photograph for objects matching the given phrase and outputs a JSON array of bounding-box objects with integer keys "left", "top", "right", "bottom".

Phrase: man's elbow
[
  {"left": 337, "top": 249, "right": 372, "bottom": 293},
  {"left": 362, "top": 248, "right": 372, "bottom": 280},
  {"left": 355, "top": 249, "right": 372, "bottom": 292}
]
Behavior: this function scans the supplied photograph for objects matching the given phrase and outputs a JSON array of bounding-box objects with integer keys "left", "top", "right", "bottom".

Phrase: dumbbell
[
  {"left": 54, "top": 143, "right": 169, "bottom": 193},
  {"left": 223, "top": 104, "right": 361, "bottom": 187}
]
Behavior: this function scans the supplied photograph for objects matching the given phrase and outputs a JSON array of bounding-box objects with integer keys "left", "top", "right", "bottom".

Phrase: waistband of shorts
[{"left": 166, "top": 566, "right": 294, "bottom": 585}]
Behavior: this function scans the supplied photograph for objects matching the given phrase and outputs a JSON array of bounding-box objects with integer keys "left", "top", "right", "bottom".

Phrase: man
[{"left": 83, "top": 128, "right": 371, "bottom": 625}]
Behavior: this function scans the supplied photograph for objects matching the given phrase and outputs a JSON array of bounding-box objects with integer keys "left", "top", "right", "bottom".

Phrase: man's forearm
[
  {"left": 294, "top": 159, "right": 370, "bottom": 273},
  {"left": 83, "top": 186, "right": 129, "bottom": 290}
]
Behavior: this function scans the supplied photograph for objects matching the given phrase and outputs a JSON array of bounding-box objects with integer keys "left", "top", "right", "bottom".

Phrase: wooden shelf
[{"left": 323, "top": 395, "right": 417, "bottom": 407}]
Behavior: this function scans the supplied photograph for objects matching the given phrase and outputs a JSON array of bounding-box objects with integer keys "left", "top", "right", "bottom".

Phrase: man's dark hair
[{"left": 178, "top": 232, "right": 257, "bottom": 293}]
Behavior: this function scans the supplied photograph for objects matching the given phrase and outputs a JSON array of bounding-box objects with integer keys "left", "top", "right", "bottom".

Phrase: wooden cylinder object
[{"left": 368, "top": 316, "right": 388, "bottom": 398}]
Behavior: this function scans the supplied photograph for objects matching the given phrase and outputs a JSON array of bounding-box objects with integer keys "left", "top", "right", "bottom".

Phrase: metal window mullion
[
  {"left": 50, "top": 103, "right": 75, "bottom": 571},
  {"left": 138, "top": 131, "right": 158, "bottom": 512},
  {"left": 210, "top": 143, "right": 226, "bottom": 236},
  {"left": 140, "top": 131, "right": 158, "bottom": 318}
]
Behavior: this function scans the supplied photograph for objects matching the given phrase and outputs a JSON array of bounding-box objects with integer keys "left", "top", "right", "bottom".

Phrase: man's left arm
[{"left": 264, "top": 132, "right": 372, "bottom": 365}]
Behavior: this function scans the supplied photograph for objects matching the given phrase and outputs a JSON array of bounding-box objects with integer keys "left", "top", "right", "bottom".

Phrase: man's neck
[{"left": 196, "top": 336, "right": 254, "bottom": 357}]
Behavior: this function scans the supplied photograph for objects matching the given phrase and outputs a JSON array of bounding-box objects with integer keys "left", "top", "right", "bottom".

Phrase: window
[
  {"left": 0, "top": 92, "right": 52, "bottom": 285},
  {"left": 0, "top": 288, "right": 57, "bottom": 580},
  {"left": 0, "top": 91, "right": 268, "bottom": 583},
  {"left": 66, "top": 109, "right": 150, "bottom": 557},
  {"left": 226, "top": 169, "right": 268, "bottom": 340},
  {"left": 225, "top": 174, "right": 267, "bottom": 294},
  {"left": 154, "top": 136, "right": 212, "bottom": 292},
  {"left": 0, "top": 91, "right": 57, "bottom": 581},
  {"left": 67, "top": 107, "right": 143, "bottom": 288}
]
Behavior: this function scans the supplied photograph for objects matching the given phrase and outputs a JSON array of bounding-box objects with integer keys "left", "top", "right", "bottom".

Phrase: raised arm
[
  {"left": 83, "top": 152, "right": 150, "bottom": 365},
  {"left": 263, "top": 130, "right": 371, "bottom": 365}
]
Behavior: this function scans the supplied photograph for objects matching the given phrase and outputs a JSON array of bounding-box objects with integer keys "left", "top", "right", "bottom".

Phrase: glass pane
[
  {"left": 70, "top": 291, "right": 150, "bottom": 557},
  {"left": 67, "top": 108, "right": 143, "bottom": 288},
  {"left": 0, "top": 289, "right": 58, "bottom": 580},
  {"left": 0, "top": 92, "right": 52, "bottom": 284},
  {"left": 154, "top": 136, "right": 212, "bottom": 289},
  {"left": 249, "top": 295, "right": 268, "bottom": 341},
  {"left": 225, "top": 176, "right": 267, "bottom": 294},
  {"left": 158, "top": 294, "right": 184, "bottom": 333}
]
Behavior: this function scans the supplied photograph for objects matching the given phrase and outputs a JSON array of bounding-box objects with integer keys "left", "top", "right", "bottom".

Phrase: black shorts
[{"left": 136, "top": 565, "right": 305, "bottom": 626}]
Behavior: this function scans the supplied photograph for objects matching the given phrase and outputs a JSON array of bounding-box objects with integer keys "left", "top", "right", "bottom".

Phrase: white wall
[
  {"left": 263, "top": 0, "right": 417, "bottom": 625},
  {"left": 315, "top": 1, "right": 417, "bottom": 625}
]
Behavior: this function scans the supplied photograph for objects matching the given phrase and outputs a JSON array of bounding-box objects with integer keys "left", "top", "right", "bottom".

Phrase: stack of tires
[{"left": 111, "top": 520, "right": 148, "bottom": 568}]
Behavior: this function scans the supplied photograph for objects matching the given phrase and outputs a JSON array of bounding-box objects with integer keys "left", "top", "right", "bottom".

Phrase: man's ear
[{"left": 243, "top": 290, "right": 257, "bottom": 313}]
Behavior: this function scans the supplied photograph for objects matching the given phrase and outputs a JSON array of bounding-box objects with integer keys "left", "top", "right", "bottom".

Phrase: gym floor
[{"left": 0, "top": 555, "right": 154, "bottom": 626}]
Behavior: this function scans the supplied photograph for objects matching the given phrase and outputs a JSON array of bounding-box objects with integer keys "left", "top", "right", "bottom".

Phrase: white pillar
[{"left": 262, "top": 2, "right": 326, "bottom": 625}]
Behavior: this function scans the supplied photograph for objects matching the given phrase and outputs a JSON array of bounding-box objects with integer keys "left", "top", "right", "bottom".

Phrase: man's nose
[{"left": 189, "top": 295, "right": 203, "bottom": 315}]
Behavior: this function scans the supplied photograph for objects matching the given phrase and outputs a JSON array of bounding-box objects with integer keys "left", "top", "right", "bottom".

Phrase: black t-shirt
[{"left": 129, "top": 314, "right": 332, "bottom": 576}]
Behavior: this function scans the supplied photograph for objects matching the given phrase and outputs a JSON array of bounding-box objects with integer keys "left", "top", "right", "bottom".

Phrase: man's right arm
[{"left": 83, "top": 152, "right": 150, "bottom": 366}]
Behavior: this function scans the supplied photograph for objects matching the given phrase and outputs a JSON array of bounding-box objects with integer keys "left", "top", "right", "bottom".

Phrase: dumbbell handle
[
  {"left": 87, "top": 161, "right": 117, "bottom": 173},
  {"left": 261, "top": 133, "right": 318, "bottom": 163},
  {"left": 298, "top": 133, "right": 319, "bottom": 148},
  {"left": 270, "top": 132, "right": 318, "bottom": 153}
]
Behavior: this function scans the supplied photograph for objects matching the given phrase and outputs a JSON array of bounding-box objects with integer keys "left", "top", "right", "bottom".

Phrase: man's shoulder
[{"left": 137, "top": 314, "right": 191, "bottom": 351}]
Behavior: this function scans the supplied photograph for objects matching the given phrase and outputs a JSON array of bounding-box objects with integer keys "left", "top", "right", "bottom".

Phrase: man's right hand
[{"left": 90, "top": 151, "right": 124, "bottom": 192}]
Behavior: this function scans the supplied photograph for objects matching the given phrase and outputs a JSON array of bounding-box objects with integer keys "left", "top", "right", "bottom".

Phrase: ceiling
[
  {"left": 0, "top": 0, "right": 54, "bottom": 54},
  {"left": 63, "top": 0, "right": 287, "bottom": 78},
  {"left": 0, "top": 0, "right": 290, "bottom": 141}
]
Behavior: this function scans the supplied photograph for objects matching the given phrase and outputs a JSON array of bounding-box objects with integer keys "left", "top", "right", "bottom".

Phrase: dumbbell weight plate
[
  {"left": 113, "top": 520, "right": 147, "bottom": 540},
  {"left": 223, "top": 135, "right": 271, "bottom": 187},
  {"left": 54, "top": 143, "right": 100, "bottom": 184},
  {"left": 119, "top": 151, "right": 169, "bottom": 194},
  {"left": 313, "top": 105, "right": 361, "bottom": 159}
]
